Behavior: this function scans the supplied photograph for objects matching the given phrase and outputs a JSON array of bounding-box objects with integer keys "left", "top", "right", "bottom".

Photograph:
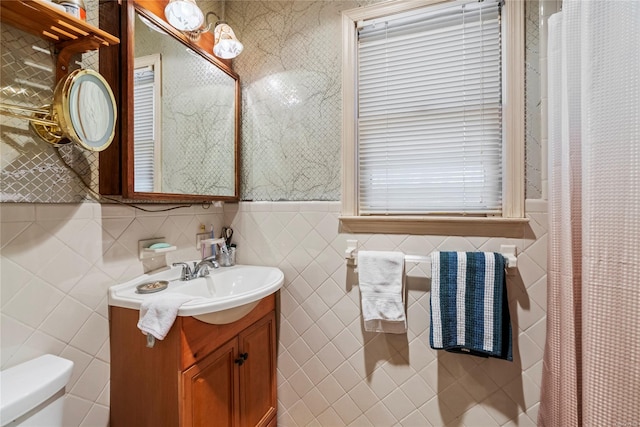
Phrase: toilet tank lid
[{"left": 0, "top": 354, "right": 74, "bottom": 426}]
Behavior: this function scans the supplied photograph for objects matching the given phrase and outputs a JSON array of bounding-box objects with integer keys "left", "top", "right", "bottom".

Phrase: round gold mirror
[
  {"left": 53, "top": 69, "right": 117, "bottom": 151},
  {"left": 0, "top": 69, "right": 117, "bottom": 151}
]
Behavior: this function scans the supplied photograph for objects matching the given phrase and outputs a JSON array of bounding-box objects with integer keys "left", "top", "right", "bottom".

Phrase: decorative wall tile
[
  {"left": 219, "top": 200, "right": 548, "bottom": 426},
  {"left": 1, "top": 198, "right": 546, "bottom": 427},
  {"left": 0, "top": 202, "right": 224, "bottom": 426}
]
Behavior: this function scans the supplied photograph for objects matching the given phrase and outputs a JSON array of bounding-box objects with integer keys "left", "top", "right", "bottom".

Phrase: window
[
  {"left": 341, "top": 0, "right": 526, "bottom": 236},
  {"left": 133, "top": 54, "right": 162, "bottom": 192}
]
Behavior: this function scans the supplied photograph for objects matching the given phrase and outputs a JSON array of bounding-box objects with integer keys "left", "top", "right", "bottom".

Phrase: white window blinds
[
  {"left": 357, "top": 0, "right": 502, "bottom": 215},
  {"left": 133, "top": 61, "right": 160, "bottom": 192}
]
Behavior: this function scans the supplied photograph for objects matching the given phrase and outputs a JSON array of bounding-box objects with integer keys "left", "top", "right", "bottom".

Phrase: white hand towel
[
  {"left": 358, "top": 250, "right": 407, "bottom": 334},
  {"left": 137, "top": 293, "right": 197, "bottom": 340}
]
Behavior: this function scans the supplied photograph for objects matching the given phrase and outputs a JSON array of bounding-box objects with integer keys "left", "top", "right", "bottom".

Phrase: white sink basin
[{"left": 108, "top": 264, "right": 284, "bottom": 324}]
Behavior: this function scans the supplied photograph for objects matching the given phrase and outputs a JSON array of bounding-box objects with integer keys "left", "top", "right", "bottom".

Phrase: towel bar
[{"left": 344, "top": 240, "right": 518, "bottom": 269}]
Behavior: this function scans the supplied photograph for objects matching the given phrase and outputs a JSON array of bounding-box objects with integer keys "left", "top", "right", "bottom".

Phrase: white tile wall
[
  {"left": 0, "top": 202, "right": 224, "bottom": 427},
  {"left": 1, "top": 200, "right": 546, "bottom": 427},
  {"left": 224, "top": 200, "right": 548, "bottom": 426}
]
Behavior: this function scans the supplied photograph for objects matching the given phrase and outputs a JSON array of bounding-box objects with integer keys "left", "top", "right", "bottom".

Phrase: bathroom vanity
[{"left": 109, "top": 294, "right": 277, "bottom": 427}]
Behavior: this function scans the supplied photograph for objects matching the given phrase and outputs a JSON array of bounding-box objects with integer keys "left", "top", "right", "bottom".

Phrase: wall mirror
[{"left": 112, "top": 1, "right": 240, "bottom": 202}]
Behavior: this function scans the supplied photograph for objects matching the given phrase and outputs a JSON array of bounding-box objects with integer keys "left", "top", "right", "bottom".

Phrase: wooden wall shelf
[{"left": 0, "top": 0, "right": 120, "bottom": 80}]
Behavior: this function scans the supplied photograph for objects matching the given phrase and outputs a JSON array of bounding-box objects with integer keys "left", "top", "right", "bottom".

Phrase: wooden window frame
[{"left": 340, "top": 0, "right": 527, "bottom": 237}]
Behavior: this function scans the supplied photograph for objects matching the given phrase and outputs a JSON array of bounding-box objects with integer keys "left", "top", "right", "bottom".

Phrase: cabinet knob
[{"left": 234, "top": 353, "right": 248, "bottom": 365}]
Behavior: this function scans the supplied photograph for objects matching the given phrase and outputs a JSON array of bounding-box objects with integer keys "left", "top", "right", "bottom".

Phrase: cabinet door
[
  {"left": 238, "top": 312, "right": 277, "bottom": 427},
  {"left": 182, "top": 339, "right": 240, "bottom": 427}
]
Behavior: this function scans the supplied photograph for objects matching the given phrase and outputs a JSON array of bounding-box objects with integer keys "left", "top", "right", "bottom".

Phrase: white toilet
[{"left": 0, "top": 354, "right": 74, "bottom": 427}]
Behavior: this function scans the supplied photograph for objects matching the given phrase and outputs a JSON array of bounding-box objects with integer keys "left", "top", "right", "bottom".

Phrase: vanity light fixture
[
  {"left": 167, "top": 6, "right": 244, "bottom": 60},
  {"left": 164, "top": 0, "right": 204, "bottom": 32},
  {"left": 212, "top": 21, "right": 243, "bottom": 59}
]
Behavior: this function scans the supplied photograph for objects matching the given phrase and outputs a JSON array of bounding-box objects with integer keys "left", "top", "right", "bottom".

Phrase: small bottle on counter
[{"left": 53, "top": 0, "right": 86, "bottom": 21}]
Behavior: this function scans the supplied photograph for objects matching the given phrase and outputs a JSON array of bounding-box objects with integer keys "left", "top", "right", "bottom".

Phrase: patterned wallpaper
[
  {"left": 227, "top": 0, "right": 543, "bottom": 201},
  {"left": 1, "top": 0, "right": 543, "bottom": 202},
  {"left": 525, "top": 1, "right": 542, "bottom": 199},
  {"left": 227, "top": 0, "right": 363, "bottom": 200}
]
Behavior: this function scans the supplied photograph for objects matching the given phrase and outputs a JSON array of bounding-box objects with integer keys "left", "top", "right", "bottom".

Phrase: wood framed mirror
[{"left": 99, "top": 0, "right": 240, "bottom": 202}]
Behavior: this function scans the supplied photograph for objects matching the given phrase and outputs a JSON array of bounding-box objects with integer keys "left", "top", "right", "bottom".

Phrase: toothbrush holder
[{"left": 219, "top": 247, "right": 236, "bottom": 267}]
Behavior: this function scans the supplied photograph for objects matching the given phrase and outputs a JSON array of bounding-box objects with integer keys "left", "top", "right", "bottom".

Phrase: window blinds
[
  {"left": 357, "top": 0, "right": 502, "bottom": 214},
  {"left": 133, "top": 67, "right": 156, "bottom": 192}
]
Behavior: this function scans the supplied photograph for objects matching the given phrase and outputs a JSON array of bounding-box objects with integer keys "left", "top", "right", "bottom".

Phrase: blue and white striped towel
[{"left": 429, "top": 251, "right": 512, "bottom": 361}]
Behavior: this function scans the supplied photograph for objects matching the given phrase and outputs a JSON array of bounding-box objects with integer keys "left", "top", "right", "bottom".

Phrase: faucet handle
[
  {"left": 172, "top": 262, "right": 190, "bottom": 268},
  {"left": 197, "top": 257, "right": 219, "bottom": 270},
  {"left": 172, "top": 262, "right": 193, "bottom": 281}
]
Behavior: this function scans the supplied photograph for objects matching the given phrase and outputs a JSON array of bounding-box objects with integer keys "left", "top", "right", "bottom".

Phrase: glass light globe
[
  {"left": 164, "top": 0, "right": 204, "bottom": 32},
  {"left": 213, "top": 23, "right": 244, "bottom": 59}
]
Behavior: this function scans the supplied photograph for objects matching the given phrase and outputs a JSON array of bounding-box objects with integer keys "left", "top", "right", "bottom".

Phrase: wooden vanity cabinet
[{"left": 110, "top": 295, "right": 277, "bottom": 427}]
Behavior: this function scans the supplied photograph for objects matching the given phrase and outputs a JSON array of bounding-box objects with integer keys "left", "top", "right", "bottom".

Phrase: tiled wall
[
  {"left": 0, "top": 176, "right": 552, "bottom": 413},
  {"left": 226, "top": 200, "right": 548, "bottom": 426},
  {"left": 0, "top": 202, "right": 224, "bottom": 426},
  {"left": 1, "top": 200, "right": 546, "bottom": 427}
]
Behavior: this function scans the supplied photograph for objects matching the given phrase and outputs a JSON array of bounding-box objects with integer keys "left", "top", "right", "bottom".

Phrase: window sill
[{"left": 339, "top": 215, "right": 529, "bottom": 238}]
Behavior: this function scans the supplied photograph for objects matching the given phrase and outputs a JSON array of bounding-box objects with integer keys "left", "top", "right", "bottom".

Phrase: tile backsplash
[
  {"left": 0, "top": 202, "right": 224, "bottom": 426},
  {"left": 1, "top": 200, "right": 547, "bottom": 426},
  {"left": 228, "top": 201, "right": 548, "bottom": 426}
]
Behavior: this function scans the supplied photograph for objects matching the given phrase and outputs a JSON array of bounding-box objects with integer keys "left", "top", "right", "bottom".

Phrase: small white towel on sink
[
  {"left": 358, "top": 250, "right": 407, "bottom": 334},
  {"left": 137, "top": 293, "right": 197, "bottom": 340}
]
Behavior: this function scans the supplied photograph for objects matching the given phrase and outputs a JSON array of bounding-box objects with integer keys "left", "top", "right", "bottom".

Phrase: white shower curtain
[{"left": 539, "top": 1, "right": 640, "bottom": 426}]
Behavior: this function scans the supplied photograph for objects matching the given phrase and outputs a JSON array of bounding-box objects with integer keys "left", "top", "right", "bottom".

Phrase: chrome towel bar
[{"left": 344, "top": 240, "right": 518, "bottom": 269}]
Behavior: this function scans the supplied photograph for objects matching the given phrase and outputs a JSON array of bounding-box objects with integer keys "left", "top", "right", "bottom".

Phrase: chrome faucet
[
  {"left": 172, "top": 262, "right": 193, "bottom": 281},
  {"left": 194, "top": 257, "right": 219, "bottom": 276},
  {"left": 173, "top": 256, "right": 219, "bottom": 281}
]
